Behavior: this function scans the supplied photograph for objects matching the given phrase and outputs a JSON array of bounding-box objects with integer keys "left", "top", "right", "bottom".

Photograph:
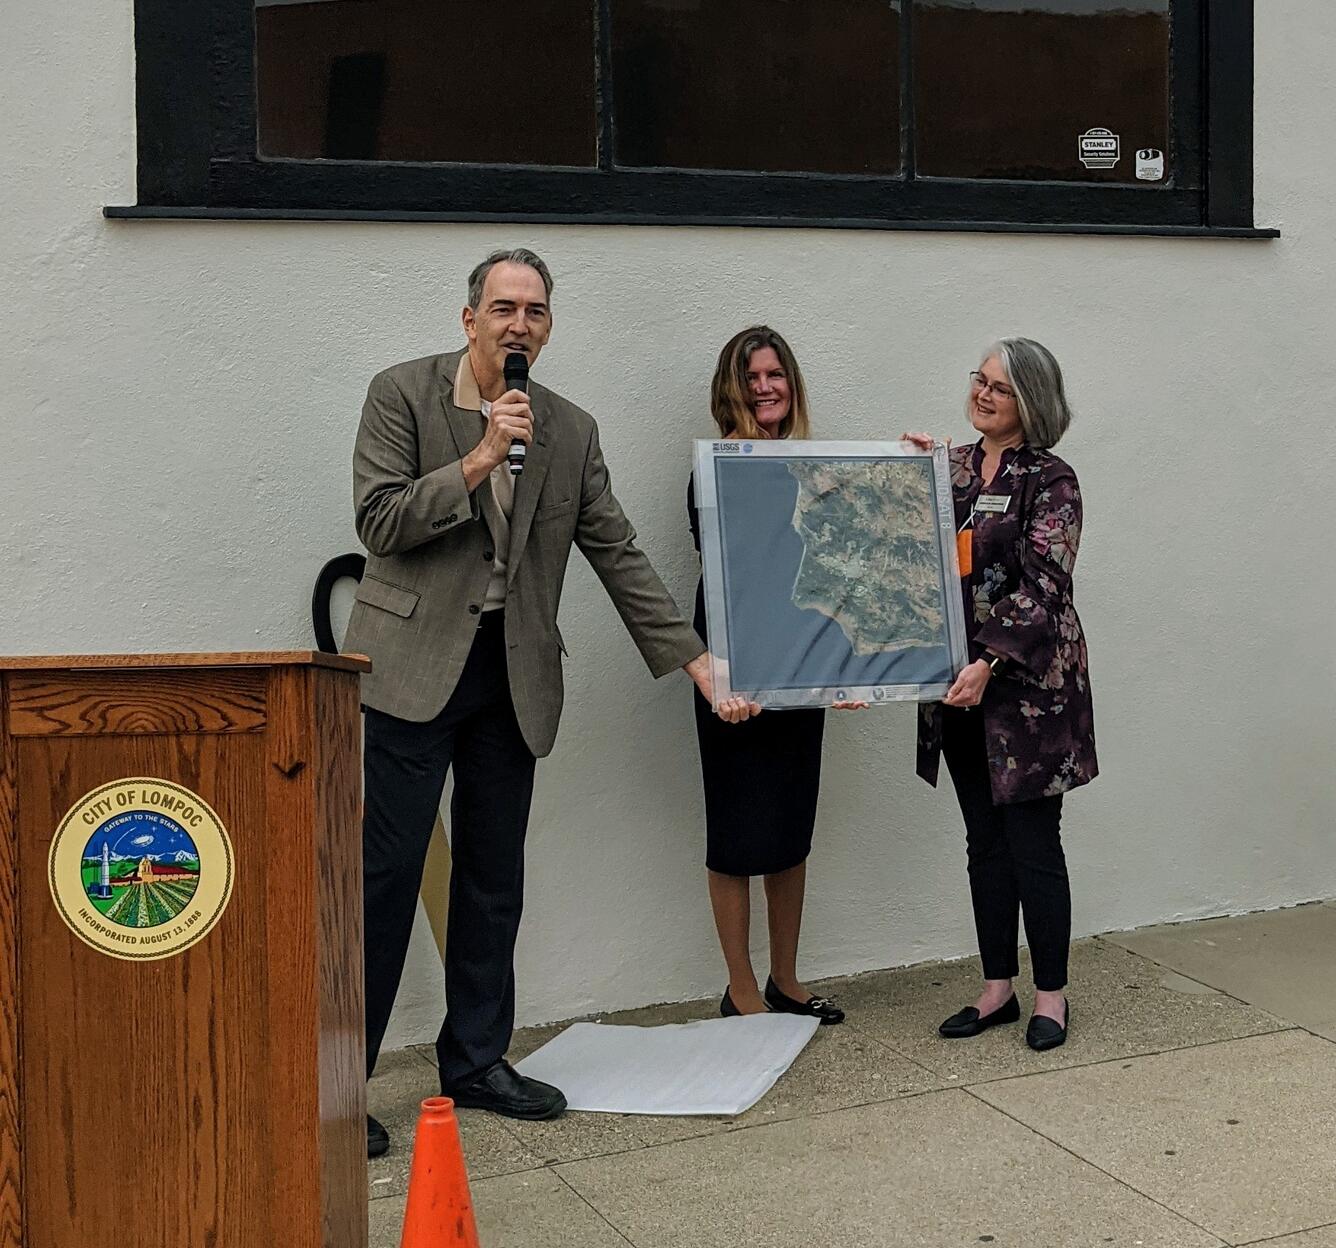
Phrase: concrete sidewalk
[{"left": 368, "top": 901, "right": 1336, "bottom": 1247}]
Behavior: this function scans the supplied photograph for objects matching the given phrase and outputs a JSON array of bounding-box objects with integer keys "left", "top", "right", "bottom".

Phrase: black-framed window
[{"left": 116, "top": 0, "right": 1268, "bottom": 235}]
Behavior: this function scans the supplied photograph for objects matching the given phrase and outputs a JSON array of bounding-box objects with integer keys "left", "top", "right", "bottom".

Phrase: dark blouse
[{"left": 917, "top": 441, "right": 1098, "bottom": 804}]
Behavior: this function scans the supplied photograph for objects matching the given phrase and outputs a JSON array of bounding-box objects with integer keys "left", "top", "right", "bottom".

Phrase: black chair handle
[{"left": 311, "top": 552, "right": 367, "bottom": 654}]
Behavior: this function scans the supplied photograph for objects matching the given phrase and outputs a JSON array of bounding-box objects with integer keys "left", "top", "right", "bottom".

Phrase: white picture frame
[{"left": 692, "top": 439, "right": 969, "bottom": 709}]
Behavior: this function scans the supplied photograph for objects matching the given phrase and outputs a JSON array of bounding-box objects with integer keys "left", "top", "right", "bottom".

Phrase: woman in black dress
[{"left": 689, "top": 326, "right": 844, "bottom": 1025}]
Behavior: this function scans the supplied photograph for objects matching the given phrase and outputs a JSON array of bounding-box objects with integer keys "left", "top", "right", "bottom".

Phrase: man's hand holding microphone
[{"left": 462, "top": 351, "right": 534, "bottom": 491}]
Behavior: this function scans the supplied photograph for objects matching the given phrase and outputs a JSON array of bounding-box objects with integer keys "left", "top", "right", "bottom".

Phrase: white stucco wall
[{"left": 4, "top": 6, "right": 1333, "bottom": 1048}]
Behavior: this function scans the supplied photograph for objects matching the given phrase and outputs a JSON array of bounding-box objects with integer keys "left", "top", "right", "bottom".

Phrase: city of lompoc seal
[{"left": 48, "top": 778, "right": 234, "bottom": 961}]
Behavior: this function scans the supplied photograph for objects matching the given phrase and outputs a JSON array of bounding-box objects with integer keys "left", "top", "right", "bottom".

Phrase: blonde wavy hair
[{"left": 709, "top": 326, "right": 811, "bottom": 441}]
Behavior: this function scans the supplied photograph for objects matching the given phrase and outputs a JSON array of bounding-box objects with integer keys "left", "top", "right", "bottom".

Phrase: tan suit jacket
[{"left": 343, "top": 347, "right": 704, "bottom": 756}]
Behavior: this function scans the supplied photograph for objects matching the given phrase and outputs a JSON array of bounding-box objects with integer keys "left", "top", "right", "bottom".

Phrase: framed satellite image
[{"left": 693, "top": 439, "right": 969, "bottom": 709}]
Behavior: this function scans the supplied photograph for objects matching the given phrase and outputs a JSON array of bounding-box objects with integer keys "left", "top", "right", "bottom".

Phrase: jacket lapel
[
  {"left": 439, "top": 349, "right": 498, "bottom": 515},
  {"left": 437, "top": 347, "right": 552, "bottom": 581},
  {"left": 505, "top": 391, "right": 553, "bottom": 586}
]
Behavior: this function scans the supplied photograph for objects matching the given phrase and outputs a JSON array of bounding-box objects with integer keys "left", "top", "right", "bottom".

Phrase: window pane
[
  {"left": 613, "top": 0, "right": 901, "bottom": 175},
  {"left": 255, "top": 0, "right": 596, "bottom": 165},
  {"left": 914, "top": 0, "right": 1171, "bottom": 183}
]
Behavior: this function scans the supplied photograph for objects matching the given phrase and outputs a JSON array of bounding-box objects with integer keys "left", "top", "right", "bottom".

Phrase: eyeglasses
[{"left": 969, "top": 371, "right": 1016, "bottom": 401}]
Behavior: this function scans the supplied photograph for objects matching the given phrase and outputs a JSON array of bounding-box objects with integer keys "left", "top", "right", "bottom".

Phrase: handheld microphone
[{"left": 503, "top": 352, "right": 529, "bottom": 476}]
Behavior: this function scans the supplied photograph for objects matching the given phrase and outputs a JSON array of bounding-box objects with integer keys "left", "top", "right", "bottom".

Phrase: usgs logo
[{"left": 713, "top": 443, "right": 756, "bottom": 455}]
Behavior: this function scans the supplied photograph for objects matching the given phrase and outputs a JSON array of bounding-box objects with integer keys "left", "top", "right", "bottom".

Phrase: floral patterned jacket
[{"left": 917, "top": 440, "right": 1098, "bottom": 804}]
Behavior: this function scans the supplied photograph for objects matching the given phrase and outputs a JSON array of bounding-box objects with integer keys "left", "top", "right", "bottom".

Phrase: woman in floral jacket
[{"left": 906, "top": 337, "right": 1096, "bottom": 1053}]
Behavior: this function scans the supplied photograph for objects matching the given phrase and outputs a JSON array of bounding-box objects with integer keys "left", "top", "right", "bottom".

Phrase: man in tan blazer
[{"left": 347, "top": 248, "right": 753, "bottom": 1155}]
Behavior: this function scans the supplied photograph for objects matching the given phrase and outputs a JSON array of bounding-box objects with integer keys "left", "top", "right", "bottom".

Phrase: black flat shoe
[
  {"left": 1026, "top": 1001, "right": 1069, "bottom": 1051},
  {"left": 367, "top": 1114, "right": 389, "bottom": 1159},
  {"left": 938, "top": 993, "right": 1020, "bottom": 1039},
  {"left": 445, "top": 1059, "right": 567, "bottom": 1120},
  {"left": 721, "top": 987, "right": 772, "bottom": 1018},
  {"left": 764, "top": 976, "right": 845, "bottom": 1025}
]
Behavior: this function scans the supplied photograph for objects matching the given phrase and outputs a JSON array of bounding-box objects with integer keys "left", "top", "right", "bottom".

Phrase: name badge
[{"left": 974, "top": 494, "right": 1012, "bottom": 514}]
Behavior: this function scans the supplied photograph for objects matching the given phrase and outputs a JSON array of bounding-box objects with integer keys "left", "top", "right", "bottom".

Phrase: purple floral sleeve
[
  {"left": 919, "top": 444, "right": 1096, "bottom": 803},
  {"left": 973, "top": 465, "right": 1082, "bottom": 682}
]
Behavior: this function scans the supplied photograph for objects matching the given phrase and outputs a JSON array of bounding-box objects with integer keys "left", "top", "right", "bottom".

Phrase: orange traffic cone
[{"left": 399, "top": 1097, "right": 481, "bottom": 1248}]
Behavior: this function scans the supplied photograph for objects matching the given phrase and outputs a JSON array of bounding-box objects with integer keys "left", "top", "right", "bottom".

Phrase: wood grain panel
[
  {"left": 8, "top": 669, "right": 266, "bottom": 737},
  {"left": 313, "top": 671, "right": 368, "bottom": 1245},
  {"left": 7, "top": 658, "right": 368, "bottom": 1246},
  {"left": 262, "top": 668, "right": 322, "bottom": 1247},
  {"left": 0, "top": 687, "right": 23, "bottom": 1248},
  {"left": 19, "top": 732, "right": 276, "bottom": 1248},
  {"left": 0, "top": 652, "right": 370, "bottom": 673}
]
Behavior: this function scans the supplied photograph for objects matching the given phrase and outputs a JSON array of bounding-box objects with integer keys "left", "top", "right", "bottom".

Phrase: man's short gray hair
[
  {"left": 982, "top": 337, "right": 1073, "bottom": 450},
  {"left": 467, "top": 248, "right": 554, "bottom": 310}
]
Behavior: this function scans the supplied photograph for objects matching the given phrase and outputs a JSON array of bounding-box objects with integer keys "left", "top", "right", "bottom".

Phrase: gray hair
[
  {"left": 467, "top": 248, "right": 554, "bottom": 310},
  {"left": 979, "top": 337, "right": 1072, "bottom": 449}
]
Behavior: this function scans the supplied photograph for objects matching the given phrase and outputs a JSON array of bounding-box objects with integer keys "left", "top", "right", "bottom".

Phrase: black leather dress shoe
[
  {"left": 938, "top": 993, "right": 1020, "bottom": 1039},
  {"left": 764, "top": 976, "right": 845, "bottom": 1025},
  {"left": 1026, "top": 1001, "right": 1069, "bottom": 1051},
  {"left": 445, "top": 1060, "right": 567, "bottom": 1120},
  {"left": 367, "top": 1114, "right": 389, "bottom": 1158}
]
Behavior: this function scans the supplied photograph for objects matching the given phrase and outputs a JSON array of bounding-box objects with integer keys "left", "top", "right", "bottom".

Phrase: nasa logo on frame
[{"left": 48, "top": 777, "right": 234, "bottom": 961}]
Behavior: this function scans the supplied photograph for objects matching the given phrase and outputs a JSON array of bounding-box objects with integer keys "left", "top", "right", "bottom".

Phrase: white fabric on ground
[{"left": 513, "top": 1013, "right": 821, "bottom": 1116}]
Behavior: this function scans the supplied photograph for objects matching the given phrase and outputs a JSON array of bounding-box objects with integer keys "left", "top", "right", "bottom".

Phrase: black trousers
[
  {"left": 362, "top": 611, "right": 537, "bottom": 1087},
  {"left": 941, "top": 707, "right": 1070, "bottom": 991}
]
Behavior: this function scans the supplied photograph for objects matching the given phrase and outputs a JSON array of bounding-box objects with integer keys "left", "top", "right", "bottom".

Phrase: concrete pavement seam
[
  {"left": 430, "top": 1027, "right": 1302, "bottom": 1184},
  {"left": 951, "top": 1024, "right": 1300, "bottom": 1090},
  {"left": 551, "top": 1168, "right": 640, "bottom": 1247},
  {"left": 1233, "top": 1216, "right": 1336, "bottom": 1245},
  {"left": 1090, "top": 934, "right": 1327, "bottom": 1041},
  {"left": 960, "top": 1085, "right": 1232, "bottom": 1247}
]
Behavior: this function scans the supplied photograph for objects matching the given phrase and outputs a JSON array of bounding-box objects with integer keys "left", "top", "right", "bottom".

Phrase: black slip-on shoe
[
  {"left": 938, "top": 993, "right": 1021, "bottom": 1039},
  {"left": 764, "top": 976, "right": 845, "bottom": 1025},
  {"left": 367, "top": 1114, "right": 390, "bottom": 1158},
  {"left": 721, "top": 987, "right": 773, "bottom": 1018},
  {"left": 1026, "top": 1001, "right": 1070, "bottom": 1052},
  {"left": 445, "top": 1059, "right": 567, "bottom": 1121}
]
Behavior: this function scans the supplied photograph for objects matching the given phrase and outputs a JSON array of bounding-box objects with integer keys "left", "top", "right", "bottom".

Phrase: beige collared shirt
[{"left": 454, "top": 354, "right": 514, "bottom": 612}]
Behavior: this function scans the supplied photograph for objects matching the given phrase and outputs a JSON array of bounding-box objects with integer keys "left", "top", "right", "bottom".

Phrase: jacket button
[
  {"left": 483, "top": 550, "right": 494, "bottom": 561},
  {"left": 468, "top": 604, "right": 481, "bottom": 615},
  {"left": 447, "top": 513, "right": 458, "bottom": 524}
]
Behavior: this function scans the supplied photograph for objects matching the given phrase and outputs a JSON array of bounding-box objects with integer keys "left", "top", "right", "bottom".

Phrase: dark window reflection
[
  {"left": 914, "top": 0, "right": 1171, "bottom": 183},
  {"left": 325, "top": 53, "right": 387, "bottom": 160},
  {"left": 256, "top": 0, "right": 596, "bottom": 165},
  {"left": 613, "top": 0, "right": 901, "bottom": 175}
]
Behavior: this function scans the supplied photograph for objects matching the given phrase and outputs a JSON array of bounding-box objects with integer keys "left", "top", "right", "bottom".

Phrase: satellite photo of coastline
[
  {"left": 700, "top": 448, "right": 962, "bottom": 703},
  {"left": 787, "top": 460, "right": 944, "bottom": 655}
]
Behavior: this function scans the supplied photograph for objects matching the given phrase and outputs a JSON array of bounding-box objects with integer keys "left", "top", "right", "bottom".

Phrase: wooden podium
[{"left": 0, "top": 653, "right": 371, "bottom": 1248}]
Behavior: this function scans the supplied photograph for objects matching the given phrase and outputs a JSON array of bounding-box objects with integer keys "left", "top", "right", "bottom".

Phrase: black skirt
[{"left": 693, "top": 683, "right": 826, "bottom": 876}]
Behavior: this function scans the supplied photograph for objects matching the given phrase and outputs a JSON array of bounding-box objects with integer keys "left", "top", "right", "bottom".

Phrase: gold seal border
[{"left": 47, "top": 777, "right": 235, "bottom": 962}]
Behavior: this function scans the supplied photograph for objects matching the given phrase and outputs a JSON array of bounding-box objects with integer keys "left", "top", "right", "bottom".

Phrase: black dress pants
[
  {"left": 362, "top": 611, "right": 537, "bottom": 1087},
  {"left": 941, "top": 707, "right": 1070, "bottom": 991}
]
